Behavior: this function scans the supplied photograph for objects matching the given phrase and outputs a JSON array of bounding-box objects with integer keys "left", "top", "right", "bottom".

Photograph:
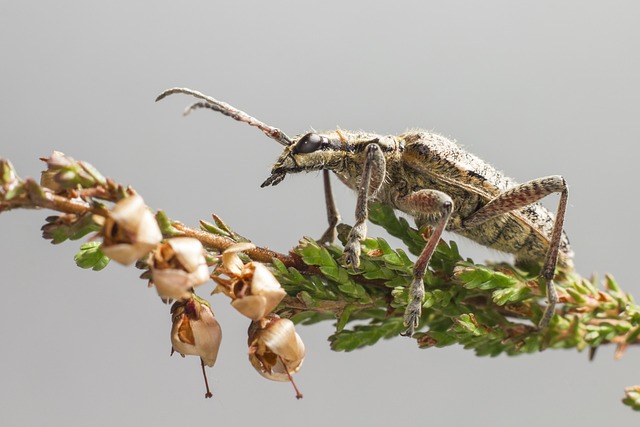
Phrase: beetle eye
[{"left": 293, "top": 133, "right": 323, "bottom": 154}]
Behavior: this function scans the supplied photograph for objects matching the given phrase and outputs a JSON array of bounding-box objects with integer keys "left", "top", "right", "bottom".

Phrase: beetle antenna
[
  {"left": 182, "top": 102, "right": 217, "bottom": 116},
  {"left": 156, "top": 87, "right": 292, "bottom": 147}
]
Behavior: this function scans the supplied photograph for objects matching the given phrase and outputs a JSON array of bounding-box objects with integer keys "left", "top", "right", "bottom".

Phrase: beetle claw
[{"left": 342, "top": 241, "right": 361, "bottom": 269}]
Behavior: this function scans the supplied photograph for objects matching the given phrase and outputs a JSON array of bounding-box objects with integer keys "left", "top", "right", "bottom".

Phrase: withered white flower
[
  {"left": 214, "top": 242, "right": 286, "bottom": 321},
  {"left": 99, "top": 194, "right": 162, "bottom": 265},
  {"left": 248, "top": 315, "right": 305, "bottom": 399},
  {"left": 151, "top": 237, "right": 210, "bottom": 301},
  {"left": 221, "top": 241, "right": 254, "bottom": 276},
  {"left": 171, "top": 295, "right": 222, "bottom": 398}
]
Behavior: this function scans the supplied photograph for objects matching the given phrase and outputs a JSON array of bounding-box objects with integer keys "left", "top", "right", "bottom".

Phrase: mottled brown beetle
[{"left": 156, "top": 88, "right": 573, "bottom": 336}]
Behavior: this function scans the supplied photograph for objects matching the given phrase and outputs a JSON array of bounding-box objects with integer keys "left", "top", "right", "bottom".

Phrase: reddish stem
[
  {"left": 279, "top": 356, "right": 303, "bottom": 400},
  {"left": 201, "top": 358, "right": 213, "bottom": 399}
]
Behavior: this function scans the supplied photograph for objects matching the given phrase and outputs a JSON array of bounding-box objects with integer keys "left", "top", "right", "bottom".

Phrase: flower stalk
[{"left": 2, "top": 152, "right": 640, "bottom": 409}]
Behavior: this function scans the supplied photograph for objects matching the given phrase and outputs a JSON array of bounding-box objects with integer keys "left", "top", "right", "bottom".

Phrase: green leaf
[
  {"left": 418, "top": 330, "right": 458, "bottom": 348},
  {"left": 626, "top": 326, "right": 640, "bottom": 344},
  {"left": 367, "top": 201, "right": 424, "bottom": 256},
  {"left": 457, "top": 263, "right": 519, "bottom": 290},
  {"left": 74, "top": 242, "right": 110, "bottom": 271},
  {"left": 492, "top": 285, "right": 531, "bottom": 305},
  {"left": 79, "top": 160, "right": 107, "bottom": 186},
  {"left": 385, "top": 275, "right": 411, "bottom": 288},
  {"left": 566, "top": 287, "right": 587, "bottom": 304},
  {"left": 271, "top": 258, "right": 289, "bottom": 275},
  {"left": 359, "top": 259, "right": 396, "bottom": 280},
  {"left": 383, "top": 247, "right": 414, "bottom": 270},
  {"left": 199, "top": 219, "right": 230, "bottom": 237},
  {"left": 336, "top": 305, "right": 358, "bottom": 332},
  {"left": 329, "top": 317, "right": 406, "bottom": 351},
  {"left": 294, "top": 238, "right": 372, "bottom": 302},
  {"left": 42, "top": 213, "right": 101, "bottom": 244},
  {"left": 156, "top": 210, "right": 179, "bottom": 236},
  {"left": 289, "top": 310, "right": 336, "bottom": 326}
]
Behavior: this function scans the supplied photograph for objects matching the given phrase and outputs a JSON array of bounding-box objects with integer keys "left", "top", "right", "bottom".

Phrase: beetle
[{"left": 156, "top": 87, "right": 572, "bottom": 336}]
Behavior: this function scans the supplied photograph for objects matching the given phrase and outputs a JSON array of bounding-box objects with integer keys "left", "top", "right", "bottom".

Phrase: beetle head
[{"left": 261, "top": 132, "right": 348, "bottom": 187}]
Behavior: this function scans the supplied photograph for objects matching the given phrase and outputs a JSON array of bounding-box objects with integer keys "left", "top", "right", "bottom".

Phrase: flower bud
[
  {"left": 99, "top": 194, "right": 162, "bottom": 265},
  {"left": 214, "top": 243, "right": 286, "bottom": 321},
  {"left": 1, "top": 158, "right": 22, "bottom": 197},
  {"left": 171, "top": 295, "right": 222, "bottom": 398},
  {"left": 39, "top": 151, "right": 106, "bottom": 191},
  {"left": 248, "top": 315, "right": 305, "bottom": 399},
  {"left": 40, "top": 151, "right": 73, "bottom": 192},
  {"left": 151, "top": 237, "right": 210, "bottom": 301}
]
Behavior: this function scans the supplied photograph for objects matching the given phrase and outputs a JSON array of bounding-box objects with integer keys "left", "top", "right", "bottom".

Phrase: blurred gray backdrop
[{"left": 1, "top": 1, "right": 638, "bottom": 426}]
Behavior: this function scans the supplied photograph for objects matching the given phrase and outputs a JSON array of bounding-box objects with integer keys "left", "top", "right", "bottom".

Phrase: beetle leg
[
  {"left": 395, "top": 190, "right": 453, "bottom": 336},
  {"left": 318, "top": 170, "right": 341, "bottom": 244},
  {"left": 343, "top": 143, "right": 386, "bottom": 268},
  {"left": 463, "top": 175, "right": 568, "bottom": 329}
]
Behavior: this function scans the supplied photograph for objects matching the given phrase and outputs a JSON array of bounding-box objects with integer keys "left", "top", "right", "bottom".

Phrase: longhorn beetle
[{"left": 156, "top": 87, "right": 573, "bottom": 336}]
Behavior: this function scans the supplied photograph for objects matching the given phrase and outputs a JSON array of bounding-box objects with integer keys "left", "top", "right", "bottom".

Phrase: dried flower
[
  {"left": 98, "top": 194, "right": 162, "bottom": 265},
  {"left": 213, "top": 242, "right": 286, "bottom": 320},
  {"left": 248, "top": 315, "right": 305, "bottom": 399},
  {"left": 151, "top": 237, "right": 210, "bottom": 301},
  {"left": 171, "top": 295, "right": 222, "bottom": 398}
]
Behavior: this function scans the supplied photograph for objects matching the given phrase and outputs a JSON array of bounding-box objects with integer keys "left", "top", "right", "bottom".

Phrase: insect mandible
[{"left": 156, "top": 87, "right": 573, "bottom": 336}]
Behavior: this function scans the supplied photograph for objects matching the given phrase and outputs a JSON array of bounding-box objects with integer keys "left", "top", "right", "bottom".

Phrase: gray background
[{"left": 1, "top": 1, "right": 638, "bottom": 426}]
